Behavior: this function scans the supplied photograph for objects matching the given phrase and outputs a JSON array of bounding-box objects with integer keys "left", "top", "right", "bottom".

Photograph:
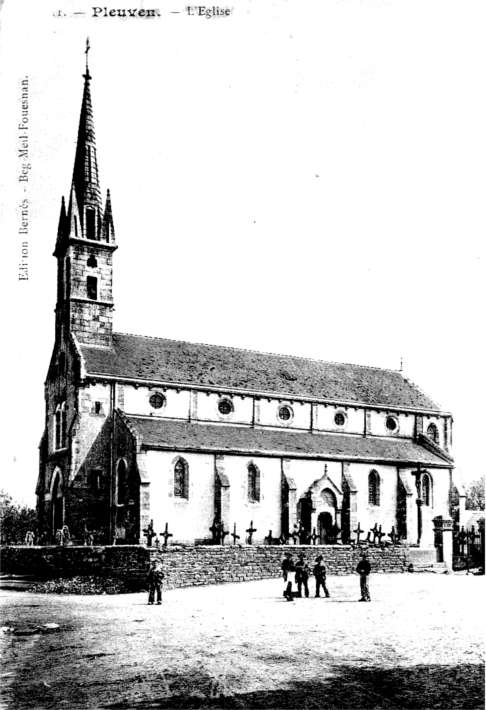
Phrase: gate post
[{"left": 433, "top": 516, "right": 454, "bottom": 571}]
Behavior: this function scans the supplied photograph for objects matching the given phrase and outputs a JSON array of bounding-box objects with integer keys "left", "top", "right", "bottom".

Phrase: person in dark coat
[
  {"left": 295, "top": 553, "right": 310, "bottom": 598},
  {"left": 356, "top": 552, "right": 371, "bottom": 601},
  {"left": 147, "top": 560, "right": 164, "bottom": 605},
  {"left": 313, "top": 555, "right": 330, "bottom": 598},
  {"left": 281, "top": 552, "right": 295, "bottom": 601}
]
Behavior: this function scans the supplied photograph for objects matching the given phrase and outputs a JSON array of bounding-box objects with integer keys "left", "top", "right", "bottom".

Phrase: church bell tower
[{"left": 54, "top": 41, "right": 116, "bottom": 348}]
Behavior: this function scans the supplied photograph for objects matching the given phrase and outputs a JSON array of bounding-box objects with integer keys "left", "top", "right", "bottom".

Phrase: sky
[{"left": 0, "top": 0, "right": 485, "bottom": 506}]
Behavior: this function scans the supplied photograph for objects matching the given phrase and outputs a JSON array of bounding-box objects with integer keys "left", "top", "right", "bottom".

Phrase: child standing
[{"left": 147, "top": 560, "right": 164, "bottom": 605}]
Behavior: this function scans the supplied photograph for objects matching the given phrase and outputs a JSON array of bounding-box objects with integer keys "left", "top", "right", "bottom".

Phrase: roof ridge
[{"left": 112, "top": 331, "right": 401, "bottom": 374}]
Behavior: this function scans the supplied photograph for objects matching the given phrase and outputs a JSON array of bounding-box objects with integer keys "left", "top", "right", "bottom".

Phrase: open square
[{"left": 1, "top": 572, "right": 484, "bottom": 709}]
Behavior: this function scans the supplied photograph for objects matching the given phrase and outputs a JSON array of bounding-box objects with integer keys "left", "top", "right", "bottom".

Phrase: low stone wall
[{"left": 1, "top": 544, "right": 410, "bottom": 590}]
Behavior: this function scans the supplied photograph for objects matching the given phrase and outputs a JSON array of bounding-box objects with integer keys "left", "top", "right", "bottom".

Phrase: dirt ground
[{"left": 1, "top": 572, "right": 484, "bottom": 709}]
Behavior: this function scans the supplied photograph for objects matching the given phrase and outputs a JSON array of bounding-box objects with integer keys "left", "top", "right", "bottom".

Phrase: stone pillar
[
  {"left": 281, "top": 459, "right": 297, "bottom": 536},
  {"left": 433, "top": 516, "right": 454, "bottom": 570},
  {"left": 414, "top": 415, "right": 424, "bottom": 441},
  {"left": 342, "top": 462, "right": 357, "bottom": 541},
  {"left": 215, "top": 455, "right": 230, "bottom": 542}
]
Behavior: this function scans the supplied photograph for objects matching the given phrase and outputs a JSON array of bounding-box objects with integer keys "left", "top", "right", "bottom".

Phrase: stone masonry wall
[{"left": 1, "top": 544, "right": 410, "bottom": 590}]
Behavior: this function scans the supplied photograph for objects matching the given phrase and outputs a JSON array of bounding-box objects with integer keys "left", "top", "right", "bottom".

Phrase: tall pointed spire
[{"left": 72, "top": 37, "right": 102, "bottom": 234}]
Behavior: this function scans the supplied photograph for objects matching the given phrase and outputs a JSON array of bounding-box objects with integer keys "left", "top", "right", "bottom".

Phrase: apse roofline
[{"left": 82, "top": 372, "right": 451, "bottom": 417}]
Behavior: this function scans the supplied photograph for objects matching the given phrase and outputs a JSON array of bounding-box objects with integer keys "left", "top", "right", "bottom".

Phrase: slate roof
[
  {"left": 80, "top": 333, "right": 441, "bottom": 411},
  {"left": 122, "top": 415, "right": 450, "bottom": 466}
]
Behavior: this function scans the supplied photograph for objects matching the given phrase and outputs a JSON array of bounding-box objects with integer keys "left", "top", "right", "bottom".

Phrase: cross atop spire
[{"left": 84, "top": 37, "right": 91, "bottom": 80}]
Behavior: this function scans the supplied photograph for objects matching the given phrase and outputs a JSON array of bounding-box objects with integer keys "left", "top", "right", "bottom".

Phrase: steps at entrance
[{"left": 407, "top": 547, "right": 445, "bottom": 572}]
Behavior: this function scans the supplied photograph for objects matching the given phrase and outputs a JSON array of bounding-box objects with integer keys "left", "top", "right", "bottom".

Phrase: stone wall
[{"left": 1, "top": 544, "right": 410, "bottom": 590}]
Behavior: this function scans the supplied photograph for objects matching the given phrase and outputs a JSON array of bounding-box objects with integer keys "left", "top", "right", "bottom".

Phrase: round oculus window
[
  {"left": 218, "top": 398, "right": 234, "bottom": 416},
  {"left": 386, "top": 416, "right": 398, "bottom": 432},
  {"left": 334, "top": 412, "right": 346, "bottom": 426},
  {"left": 149, "top": 393, "right": 165, "bottom": 410},
  {"left": 278, "top": 405, "right": 293, "bottom": 422}
]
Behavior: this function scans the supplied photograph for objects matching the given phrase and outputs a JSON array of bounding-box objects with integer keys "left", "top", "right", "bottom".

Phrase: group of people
[
  {"left": 146, "top": 551, "right": 372, "bottom": 606},
  {"left": 282, "top": 551, "right": 372, "bottom": 602}
]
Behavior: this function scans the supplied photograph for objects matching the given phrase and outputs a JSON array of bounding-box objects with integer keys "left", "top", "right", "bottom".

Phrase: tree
[
  {"left": 466, "top": 476, "right": 485, "bottom": 511},
  {"left": 0, "top": 490, "right": 37, "bottom": 545}
]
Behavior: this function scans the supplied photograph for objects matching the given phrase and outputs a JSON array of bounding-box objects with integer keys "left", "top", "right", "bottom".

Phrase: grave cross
[
  {"left": 310, "top": 527, "right": 319, "bottom": 545},
  {"left": 353, "top": 523, "right": 363, "bottom": 545},
  {"left": 209, "top": 518, "right": 221, "bottom": 543},
  {"left": 376, "top": 525, "right": 386, "bottom": 545},
  {"left": 264, "top": 530, "right": 273, "bottom": 545},
  {"left": 24, "top": 531, "right": 35, "bottom": 546},
  {"left": 220, "top": 526, "right": 229, "bottom": 545},
  {"left": 143, "top": 519, "right": 156, "bottom": 547},
  {"left": 161, "top": 523, "right": 173, "bottom": 548},
  {"left": 231, "top": 524, "right": 240, "bottom": 545},
  {"left": 388, "top": 526, "right": 398, "bottom": 545},
  {"left": 246, "top": 520, "right": 257, "bottom": 545},
  {"left": 290, "top": 527, "right": 300, "bottom": 545},
  {"left": 370, "top": 524, "right": 380, "bottom": 544}
]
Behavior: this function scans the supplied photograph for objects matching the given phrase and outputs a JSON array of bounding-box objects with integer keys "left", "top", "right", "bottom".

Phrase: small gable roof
[{"left": 80, "top": 333, "right": 441, "bottom": 411}]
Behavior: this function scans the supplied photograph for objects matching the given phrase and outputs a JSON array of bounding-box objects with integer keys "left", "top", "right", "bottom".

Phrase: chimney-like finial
[
  {"left": 84, "top": 37, "right": 91, "bottom": 80},
  {"left": 400, "top": 357, "right": 403, "bottom": 372}
]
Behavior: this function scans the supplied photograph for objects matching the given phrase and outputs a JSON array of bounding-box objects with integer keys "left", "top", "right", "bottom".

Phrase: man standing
[
  {"left": 295, "top": 553, "right": 310, "bottom": 598},
  {"left": 356, "top": 552, "right": 371, "bottom": 601},
  {"left": 313, "top": 555, "right": 330, "bottom": 598}
]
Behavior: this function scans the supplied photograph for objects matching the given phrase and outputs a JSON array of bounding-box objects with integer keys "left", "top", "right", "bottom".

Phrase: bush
[{"left": 0, "top": 490, "right": 37, "bottom": 545}]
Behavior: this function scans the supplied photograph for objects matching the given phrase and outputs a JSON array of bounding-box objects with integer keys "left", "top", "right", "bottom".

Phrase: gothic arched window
[
  {"left": 368, "top": 470, "right": 380, "bottom": 506},
  {"left": 117, "top": 460, "right": 127, "bottom": 505},
  {"left": 54, "top": 402, "right": 67, "bottom": 450},
  {"left": 174, "top": 459, "right": 189, "bottom": 499},
  {"left": 423, "top": 473, "right": 432, "bottom": 506},
  {"left": 248, "top": 463, "right": 260, "bottom": 503},
  {"left": 427, "top": 423, "right": 439, "bottom": 444}
]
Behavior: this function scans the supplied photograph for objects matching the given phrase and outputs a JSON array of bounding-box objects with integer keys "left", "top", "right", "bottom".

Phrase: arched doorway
[
  {"left": 317, "top": 489, "right": 337, "bottom": 543},
  {"left": 318, "top": 511, "right": 334, "bottom": 544},
  {"left": 52, "top": 470, "right": 64, "bottom": 535}
]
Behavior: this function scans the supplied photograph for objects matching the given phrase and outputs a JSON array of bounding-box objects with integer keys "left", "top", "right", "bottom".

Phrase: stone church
[{"left": 36, "top": 59, "right": 457, "bottom": 548}]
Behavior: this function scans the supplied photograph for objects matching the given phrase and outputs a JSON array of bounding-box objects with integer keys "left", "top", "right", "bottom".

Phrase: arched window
[
  {"left": 87, "top": 276, "right": 98, "bottom": 300},
  {"left": 174, "top": 459, "right": 189, "bottom": 499},
  {"left": 248, "top": 463, "right": 260, "bottom": 503},
  {"left": 422, "top": 473, "right": 432, "bottom": 506},
  {"left": 368, "top": 470, "right": 380, "bottom": 506},
  {"left": 117, "top": 460, "right": 127, "bottom": 505},
  {"left": 86, "top": 207, "right": 96, "bottom": 240},
  {"left": 54, "top": 402, "right": 67, "bottom": 450},
  {"left": 52, "top": 469, "right": 64, "bottom": 533},
  {"left": 427, "top": 423, "right": 439, "bottom": 444}
]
